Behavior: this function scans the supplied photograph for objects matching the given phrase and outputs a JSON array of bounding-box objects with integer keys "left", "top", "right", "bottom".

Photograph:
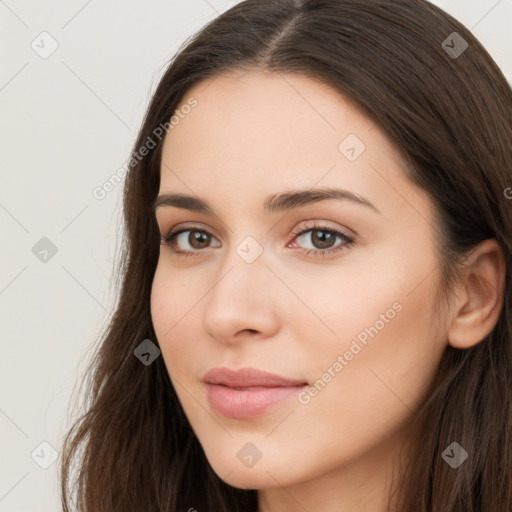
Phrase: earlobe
[{"left": 447, "top": 239, "right": 506, "bottom": 350}]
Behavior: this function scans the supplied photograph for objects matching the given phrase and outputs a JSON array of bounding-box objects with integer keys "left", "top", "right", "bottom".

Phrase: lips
[
  {"left": 202, "top": 367, "right": 308, "bottom": 419},
  {"left": 202, "top": 366, "right": 307, "bottom": 388}
]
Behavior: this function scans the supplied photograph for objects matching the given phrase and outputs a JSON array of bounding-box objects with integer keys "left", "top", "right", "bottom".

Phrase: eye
[
  {"left": 160, "top": 225, "right": 221, "bottom": 257},
  {"left": 289, "top": 221, "right": 355, "bottom": 258},
  {"left": 160, "top": 221, "right": 355, "bottom": 258}
]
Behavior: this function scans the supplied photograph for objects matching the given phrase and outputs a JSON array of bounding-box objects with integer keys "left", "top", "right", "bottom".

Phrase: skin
[{"left": 150, "top": 68, "right": 505, "bottom": 512}]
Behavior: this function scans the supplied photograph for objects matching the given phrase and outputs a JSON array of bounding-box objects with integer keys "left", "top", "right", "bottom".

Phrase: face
[{"left": 150, "top": 69, "right": 448, "bottom": 493}]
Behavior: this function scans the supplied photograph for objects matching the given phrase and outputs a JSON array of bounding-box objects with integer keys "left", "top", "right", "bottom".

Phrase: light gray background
[{"left": 0, "top": 1, "right": 510, "bottom": 510}]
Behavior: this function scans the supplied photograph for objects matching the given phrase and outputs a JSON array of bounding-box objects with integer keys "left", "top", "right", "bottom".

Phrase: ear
[{"left": 447, "top": 239, "right": 506, "bottom": 349}]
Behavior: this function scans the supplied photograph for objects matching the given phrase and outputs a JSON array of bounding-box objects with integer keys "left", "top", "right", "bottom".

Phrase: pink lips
[{"left": 202, "top": 367, "right": 308, "bottom": 419}]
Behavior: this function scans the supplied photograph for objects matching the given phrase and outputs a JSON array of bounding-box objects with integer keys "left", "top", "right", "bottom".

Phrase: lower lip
[{"left": 206, "top": 383, "right": 307, "bottom": 419}]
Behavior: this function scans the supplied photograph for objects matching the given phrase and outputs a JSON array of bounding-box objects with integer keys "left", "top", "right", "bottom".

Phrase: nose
[{"left": 202, "top": 244, "right": 281, "bottom": 345}]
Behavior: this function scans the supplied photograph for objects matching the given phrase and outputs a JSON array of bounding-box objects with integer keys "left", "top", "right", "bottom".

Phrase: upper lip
[{"left": 202, "top": 367, "right": 308, "bottom": 388}]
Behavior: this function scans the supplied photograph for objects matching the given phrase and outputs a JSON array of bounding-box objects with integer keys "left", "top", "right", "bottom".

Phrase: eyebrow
[{"left": 151, "top": 187, "right": 380, "bottom": 215}]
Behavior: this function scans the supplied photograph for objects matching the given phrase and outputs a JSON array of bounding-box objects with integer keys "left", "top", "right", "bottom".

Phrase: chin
[
  {"left": 203, "top": 446, "right": 304, "bottom": 490},
  {"left": 214, "top": 466, "right": 280, "bottom": 490}
]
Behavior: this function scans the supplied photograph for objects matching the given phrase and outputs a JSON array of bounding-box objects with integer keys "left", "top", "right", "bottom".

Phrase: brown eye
[
  {"left": 289, "top": 223, "right": 355, "bottom": 258},
  {"left": 161, "top": 228, "right": 221, "bottom": 254}
]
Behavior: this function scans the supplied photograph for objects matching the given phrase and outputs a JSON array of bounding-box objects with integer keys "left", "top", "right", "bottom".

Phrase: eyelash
[{"left": 160, "top": 221, "right": 355, "bottom": 259}]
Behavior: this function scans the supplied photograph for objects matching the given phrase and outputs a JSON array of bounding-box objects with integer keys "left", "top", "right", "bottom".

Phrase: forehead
[
  {"left": 158, "top": 69, "right": 427, "bottom": 219},
  {"left": 164, "top": 68, "right": 378, "bottom": 161}
]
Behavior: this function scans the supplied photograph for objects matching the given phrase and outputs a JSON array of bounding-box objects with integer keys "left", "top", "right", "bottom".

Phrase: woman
[{"left": 60, "top": 1, "right": 512, "bottom": 510}]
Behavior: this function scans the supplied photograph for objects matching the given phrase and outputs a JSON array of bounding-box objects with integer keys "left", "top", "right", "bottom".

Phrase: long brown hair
[{"left": 60, "top": 1, "right": 512, "bottom": 510}]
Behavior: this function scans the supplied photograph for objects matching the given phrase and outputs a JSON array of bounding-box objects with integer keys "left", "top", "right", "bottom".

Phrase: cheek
[
  {"left": 150, "top": 265, "right": 169, "bottom": 339},
  {"left": 150, "top": 260, "right": 191, "bottom": 333},
  {"left": 150, "top": 262, "right": 203, "bottom": 378},
  {"left": 319, "top": 246, "right": 445, "bottom": 403},
  {"left": 150, "top": 264, "right": 181, "bottom": 365},
  {"left": 309, "top": 265, "right": 444, "bottom": 427},
  {"left": 282, "top": 246, "right": 444, "bottom": 444}
]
